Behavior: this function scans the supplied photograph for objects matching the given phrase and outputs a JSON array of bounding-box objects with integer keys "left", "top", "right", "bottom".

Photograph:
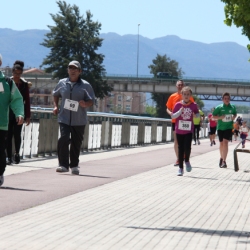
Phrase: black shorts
[
  {"left": 234, "top": 129, "right": 239, "bottom": 136},
  {"left": 172, "top": 122, "right": 175, "bottom": 132},
  {"left": 209, "top": 126, "right": 216, "bottom": 135},
  {"left": 218, "top": 129, "right": 233, "bottom": 142}
]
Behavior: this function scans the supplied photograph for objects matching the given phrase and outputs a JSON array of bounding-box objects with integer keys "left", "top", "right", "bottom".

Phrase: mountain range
[{"left": 1, "top": 28, "right": 250, "bottom": 80}]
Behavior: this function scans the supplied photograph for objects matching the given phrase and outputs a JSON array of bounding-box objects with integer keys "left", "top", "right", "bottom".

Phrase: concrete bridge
[{"left": 24, "top": 74, "right": 250, "bottom": 101}]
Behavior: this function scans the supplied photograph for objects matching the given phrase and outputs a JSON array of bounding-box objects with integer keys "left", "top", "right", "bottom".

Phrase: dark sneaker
[
  {"left": 6, "top": 158, "right": 12, "bottom": 165},
  {"left": 198, "top": 140, "right": 200, "bottom": 145},
  {"left": 71, "top": 166, "right": 80, "bottom": 175},
  {"left": 185, "top": 162, "right": 192, "bottom": 172},
  {"left": 177, "top": 168, "right": 184, "bottom": 176},
  {"left": 221, "top": 161, "right": 227, "bottom": 168},
  {"left": 0, "top": 175, "right": 4, "bottom": 186},
  {"left": 210, "top": 142, "right": 213, "bottom": 146},
  {"left": 14, "top": 154, "right": 20, "bottom": 164},
  {"left": 56, "top": 166, "right": 69, "bottom": 173},
  {"left": 219, "top": 158, "right": 223, "bottom": 167},
  {"left": 213, "top": 140, "right": 216, "bottom": 145},
  {"left": 174, "top": 160, "right": 179, "bottom": 166}
]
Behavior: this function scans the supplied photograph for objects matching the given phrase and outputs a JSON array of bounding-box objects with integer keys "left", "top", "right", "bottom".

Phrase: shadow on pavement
[
  {"left": 1, "top": 186, "right": 43, "bottom": 192},
  {"left": 126, "top": 226, "right": 250, "bottom": 238},
  {"left": 185, "top": 176, "right": 218, "bottom": 181}
]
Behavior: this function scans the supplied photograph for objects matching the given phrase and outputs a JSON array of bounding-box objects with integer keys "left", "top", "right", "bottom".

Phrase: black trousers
[
  {"left": 176, "top": 133, "right": 193, "bottom": 169},
  {"left": 6, "top": 118, "right": 23, "bottom": 158},
  {"left": 193, "top": 124, "right": 200, "bottom": 142},
  {"left": 0, "top": 130, "right": 8, "bottom": 175},
  {"left": 58, "top": 123, "right": 85, "bottom": 169}
]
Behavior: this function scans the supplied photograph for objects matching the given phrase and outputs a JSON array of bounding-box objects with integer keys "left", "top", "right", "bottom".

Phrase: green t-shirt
[{"left": 212, "top": 103, "right": 237, "bottom": 130}]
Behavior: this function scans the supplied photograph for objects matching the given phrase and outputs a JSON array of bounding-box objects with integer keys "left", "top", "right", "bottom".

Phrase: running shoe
[
  {"left": 71, "top": 166, "right": 80, "bottom": 175},
  {"left": 174, "top": 160, "right": 179, "bottom": 166},
  {"left": 219, "top": 158, "right": 223, "bottom": 167},
  {"left": 177, "top": 168, "right": 184, "bottom": 176},
  {"left": 56, "top": 166, "right": 69, "bottom": 173},
  {"left": 221, "top": 161, "right": 227, "bottom": 168},
  {"left": 185, "top": 162, "right": 192, "bottom": 172},
  {"left": 6, "top": 158, "right": 12, "bottom": 165},
  {"left": 193, "top": 141, "right": 196, "bottom": 145},
  {"left": 213, "top": 140, "right": 216, "bottom": 145},
  {"left": 198, "top": 140, "right": 200, "bottom": 145},
  {"left": 210, "top": 142, "right": 213, "bottom": 146},
  {"left": 0, "top": 175, "right": 4, "bottom": 186},
  {"left": 14, "top": 153, "right": 20, "bottom": 164}
]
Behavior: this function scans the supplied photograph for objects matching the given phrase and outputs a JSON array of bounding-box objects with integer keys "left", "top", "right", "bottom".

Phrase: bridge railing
[
  {"left": 19, "top": 111, "right": 173, "bottom": 158},
  {"left": 18, "top": 110, "right": 209, "bottom": 158}
]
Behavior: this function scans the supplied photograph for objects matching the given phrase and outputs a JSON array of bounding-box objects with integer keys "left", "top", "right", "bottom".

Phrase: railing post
[
  {"left": 151, "top": 123, "right": 157, "bottom": 143},
  {"left": 121, "top": 121, "right": 130, "bottom": 147},
  {"left": 101, "top": 120, "right": 111, "bottom": 149},
  {"left": 138, "top": 122, "right": 145, "bottom": 145}
]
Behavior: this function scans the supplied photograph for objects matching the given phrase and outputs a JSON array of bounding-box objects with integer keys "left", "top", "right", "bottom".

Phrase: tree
[
  {"left": 145, "top": 104, "right": 157, "bottom": 117},
  {"left": 193, "top": 96, "right": 204, "bottom": 110},
  {"left": 40, "top": 0, "right": 112, "bottom": 98},
  {"left": 148, "top": 54, "right": 184, "bottom": 118},
  {"left": 221, "top": 0, "right": 250, "bottom": 52}
]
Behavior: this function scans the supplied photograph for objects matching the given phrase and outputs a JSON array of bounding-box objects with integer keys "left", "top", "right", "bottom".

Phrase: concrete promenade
[{"left": 0, "top": 139, "right": 250, "bottom": 250}]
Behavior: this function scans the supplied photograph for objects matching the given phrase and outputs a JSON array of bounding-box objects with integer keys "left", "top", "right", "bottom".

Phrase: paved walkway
[{"left": 1, "top": 139, "right": 250, "bottom": 250}]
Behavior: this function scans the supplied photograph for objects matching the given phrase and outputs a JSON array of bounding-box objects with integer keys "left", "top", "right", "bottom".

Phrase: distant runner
[
  {"left": 212, "top": 92, "right": 237, "bottom": 168},
  {"left": 208, "top": 108, "right": 217, "bottom": 146}
]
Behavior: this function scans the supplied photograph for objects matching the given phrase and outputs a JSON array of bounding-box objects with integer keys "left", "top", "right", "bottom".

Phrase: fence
[{"left": 18, "top": 110, "right": 209, "bottom": 158}]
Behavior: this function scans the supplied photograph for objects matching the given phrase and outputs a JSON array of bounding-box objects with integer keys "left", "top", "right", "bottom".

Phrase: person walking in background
[
  {"left": 166, "top": 80, "right": 194, "bottom": 166},
  {"left": 193, "top": 108, "right": 204, "bottom": 145},
  {"left": 53, "top": 60, "right": 95, "bottom": 175},
  {"left": 0, "top": 54, "right": 24, "bottom": 186},
  {"left": 171, "top": 86, "right": 200, "bottom": 176},
  {"left": 208, "top": 108, "right": 217, "bottom": 146},
  {"left": 233, "top": 120, "right": 240, "bottom": 141},
  {"left": 6, "top": 61, "right": 31, "bottom": 165},
  {"left": 239, "top": 121, "right": 249, "bottom": 148},
  {"left": 212, "top": 92, "right": 237, "bottom": 168}
]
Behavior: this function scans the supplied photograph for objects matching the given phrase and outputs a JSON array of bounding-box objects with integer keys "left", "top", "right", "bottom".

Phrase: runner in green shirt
[{"left": 212, "top": 92, "right": 237, "bottom": 168}]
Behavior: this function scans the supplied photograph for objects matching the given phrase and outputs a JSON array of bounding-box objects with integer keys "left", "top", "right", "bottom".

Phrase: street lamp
[{"left": 137, "top": 23, "right": 140, "bottom": 79}]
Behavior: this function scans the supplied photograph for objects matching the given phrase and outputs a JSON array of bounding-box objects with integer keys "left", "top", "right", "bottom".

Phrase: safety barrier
[{"left": 19, "top": 111, "right": 176, "bottom": 158}]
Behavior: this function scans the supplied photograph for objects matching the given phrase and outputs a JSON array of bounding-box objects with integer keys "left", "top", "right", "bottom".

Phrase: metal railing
[{"left": 18, "top": 110, "right": 209, "bottom": 158}]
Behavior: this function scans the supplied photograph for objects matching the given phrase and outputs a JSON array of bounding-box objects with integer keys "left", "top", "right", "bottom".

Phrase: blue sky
[{"left": 1, "top": 0, "right": 249, "bottom": 47}]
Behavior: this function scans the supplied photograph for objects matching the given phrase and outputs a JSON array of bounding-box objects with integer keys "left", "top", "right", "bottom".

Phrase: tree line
[{"left": 41, "top": 1, "right": 246, "bottom": 118}]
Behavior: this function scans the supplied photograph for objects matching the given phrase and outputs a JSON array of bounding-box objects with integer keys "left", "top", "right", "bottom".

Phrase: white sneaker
[
  {"left": 71, "top": 166, "right": 80, "bottom": 175},
  {"left": 0, "top": 175, "right": 4, "bottom": 186},
  {"left": 56, "top": 166, "right": 69, "bottom": 173}
]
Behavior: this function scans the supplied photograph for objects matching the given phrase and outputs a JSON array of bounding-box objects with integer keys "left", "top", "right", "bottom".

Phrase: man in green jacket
[{"left": 0, "top": 54, "right": 24, "bottom": 186}]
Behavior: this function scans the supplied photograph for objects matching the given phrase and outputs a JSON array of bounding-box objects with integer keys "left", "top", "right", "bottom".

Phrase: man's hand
[
  {"left": 79, "top": 100, "right": 87, "bottom": 108},
  {"left": 26, "top": 117, "right": 31, "bottom": 126},
  {"left": 16, "top": 116, "right": 24, "bottom": 125},
  {"left": 53, "top": 107, "right": 58, "bottom": 115}
]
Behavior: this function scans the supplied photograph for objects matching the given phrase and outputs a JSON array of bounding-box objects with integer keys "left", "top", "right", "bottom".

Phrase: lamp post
[{"left": 137, "top": 24, "right": 140, "bottom": 79}]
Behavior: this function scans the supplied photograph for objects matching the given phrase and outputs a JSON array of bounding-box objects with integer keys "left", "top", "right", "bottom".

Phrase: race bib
[
  {"left": 178, "top": 120, "right": 192, "bottom": 131},
  {"left": 222, "top": 114, "right": 232, "bottom": 122},
  {"left": 0, "top": 82, "right": 4, "bottom": 92},
  {"left": 64, "top": 99, "right": 79, "bottom": 112}
]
